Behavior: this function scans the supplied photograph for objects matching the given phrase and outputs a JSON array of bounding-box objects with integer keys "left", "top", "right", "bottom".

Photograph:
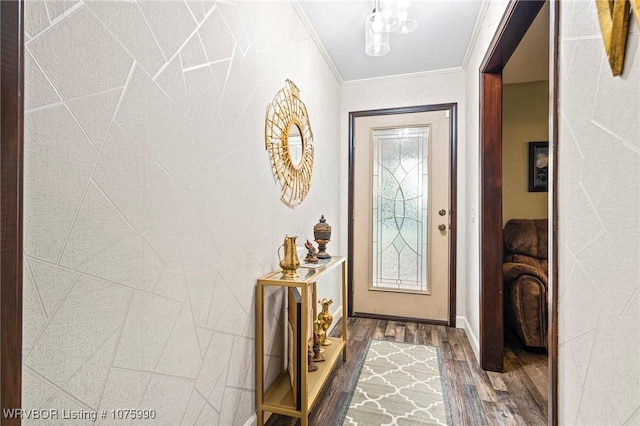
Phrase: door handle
[{"left": 438, "top": 224, "right": 447, "bottom": 232}]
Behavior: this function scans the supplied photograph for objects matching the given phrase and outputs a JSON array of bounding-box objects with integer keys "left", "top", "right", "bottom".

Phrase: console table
[{"left": 255, "top": 256, "right": 347, "bottom": 426}]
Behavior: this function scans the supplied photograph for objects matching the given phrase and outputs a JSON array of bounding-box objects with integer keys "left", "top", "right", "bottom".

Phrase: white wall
[
  {"left": 558, "top": 2, "right": 640, "bottom": 424},
  {"left": 461, "top": 0, "right": 510, "bottom": 360},
  {"left": 23, "top": 1, "right": 342, "bottom": 424},
  {"left": 340, "top": 69, "right": 468, "bottom": 332}
]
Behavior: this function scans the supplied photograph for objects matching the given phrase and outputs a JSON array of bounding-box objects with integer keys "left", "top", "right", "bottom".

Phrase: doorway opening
[
  {"left": 479, "top": 0, "right": 558, "bottom": 424},
  {"left": 501, "top": 2, "right": 550, "bottom": 419},
  {"left": 348, "top": 104, "right": 457, "bottom": 326}
]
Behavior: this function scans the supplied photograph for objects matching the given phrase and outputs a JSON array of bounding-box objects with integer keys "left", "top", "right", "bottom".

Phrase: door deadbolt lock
[
  {"left": 438, "top": 209, "right": 446, "bottom": 216},
  {"left": 438, "top": 224, "right": 447, "bottom": 231}
]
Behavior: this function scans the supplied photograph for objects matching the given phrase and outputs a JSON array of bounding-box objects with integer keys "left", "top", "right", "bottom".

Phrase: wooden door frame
[
  {"left": 348, "top": 103, "right": 458, "bottom": 326},
  {"left": 479, "top": 0, "right": 558, "bottom": 424},
  {"left": 1, "top": 0, "right": 25, "bottom": 420}
]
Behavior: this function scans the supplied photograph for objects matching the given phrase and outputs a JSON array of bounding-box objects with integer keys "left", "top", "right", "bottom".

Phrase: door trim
[
  {"left": 1, "top": 0, "right": 25, "bottom": 419},
  {"left": 479, "top": 0, "right": 558, "bottom": 424},
  {"left": 348, "top": 103, "right": 457, "bottom": 327},
  {"left": 549, "top": 1, "right": 560, "bottom": 423}
]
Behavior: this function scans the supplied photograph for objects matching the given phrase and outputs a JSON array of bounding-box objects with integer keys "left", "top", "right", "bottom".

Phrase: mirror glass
[{"left": 288, "top": 123, "right": 304, "bottom": 166}]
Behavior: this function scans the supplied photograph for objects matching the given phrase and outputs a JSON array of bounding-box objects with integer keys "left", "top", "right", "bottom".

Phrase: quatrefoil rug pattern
[{"left": 343, "top": 340, "right": 451, "bottom": 425}]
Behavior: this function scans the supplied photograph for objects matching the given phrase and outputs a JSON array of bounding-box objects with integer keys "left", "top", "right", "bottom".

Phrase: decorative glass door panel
[{"left": 372, "top": 127, "right": 429, "bottom": 293}]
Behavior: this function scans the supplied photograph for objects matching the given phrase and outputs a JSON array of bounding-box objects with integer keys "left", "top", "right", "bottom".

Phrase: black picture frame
[{"left": 528, "top": 141, "right": 549, "bottom": 192}]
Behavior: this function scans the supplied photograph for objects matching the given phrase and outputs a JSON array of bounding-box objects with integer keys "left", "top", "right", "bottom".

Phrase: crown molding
[
  {"left": 462, "top": 0, "right": 490, "bottom": 70},
  {"left": 342, "top": 66, "right": 464, "bottom": 87},
  {"left": 290, "top": 0, "right": 344, "bottom": 86}
]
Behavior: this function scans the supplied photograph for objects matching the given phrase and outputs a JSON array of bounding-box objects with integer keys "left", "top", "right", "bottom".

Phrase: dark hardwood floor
[{"left": 265, "top": 318, "right": 547, "bottom": 426}]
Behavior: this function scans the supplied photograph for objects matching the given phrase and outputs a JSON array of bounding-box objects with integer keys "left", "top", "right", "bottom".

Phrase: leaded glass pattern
[{"left": 372, "top": 127, "right": 429, "bottom": 292}]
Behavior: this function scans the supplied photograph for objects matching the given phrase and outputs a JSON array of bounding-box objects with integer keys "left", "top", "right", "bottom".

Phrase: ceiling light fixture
[
  {"left": 365, "top": 0, "right": 417, "bottom": 57},
  {"left": 365, "top": 7, "right": 391, "bottom": 56},
  {"left": 389, "top": 0, "right": 417, "bottom": 34}
]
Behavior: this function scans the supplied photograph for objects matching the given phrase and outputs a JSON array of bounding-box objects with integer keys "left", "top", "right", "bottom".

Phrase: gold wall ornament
[
  {"left": 596, "top": 0, "right": 632, "bottom": 76},
  {"left": 265, "top": 80, "right": 314, "bottom": 206}
]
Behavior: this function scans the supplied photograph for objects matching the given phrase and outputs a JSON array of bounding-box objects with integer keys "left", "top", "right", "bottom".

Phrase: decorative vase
[
  {"left": 317, "top": 298, "right": 333, "bottom": 346},
  {"left": 278, "top": 235, "right": 300, "bottom": 278},
  {"left": 313, "top": 215, "right": 332, "bottom": 259}
]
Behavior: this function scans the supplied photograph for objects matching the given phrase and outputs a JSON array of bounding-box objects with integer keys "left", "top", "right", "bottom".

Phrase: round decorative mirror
[{"left": 265, "top": 80, "right": 314, "bottom": 206}]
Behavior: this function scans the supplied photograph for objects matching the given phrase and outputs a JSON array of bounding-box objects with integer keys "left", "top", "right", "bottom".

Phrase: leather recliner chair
[{"left": 503, "top": 219, "right": 548, "bottom": 349}]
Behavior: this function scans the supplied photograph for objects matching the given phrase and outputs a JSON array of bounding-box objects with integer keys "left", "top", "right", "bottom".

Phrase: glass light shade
[
  {"left": 365, "top": 12, "right": 391, "bottom": 56},
  {"left": 395, "top": 18, "right": 417, "bottom": 34},
  {"left": 379, "top": 0, "right": 401, "bottom": 32},
  {"left": 393, "top": 0, "right": 417, "bottom": 34}
]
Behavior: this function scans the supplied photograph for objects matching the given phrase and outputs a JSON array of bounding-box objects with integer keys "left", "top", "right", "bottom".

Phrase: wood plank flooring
[{"left": 264, "top": 318, "right": 547, "bottom": 426}]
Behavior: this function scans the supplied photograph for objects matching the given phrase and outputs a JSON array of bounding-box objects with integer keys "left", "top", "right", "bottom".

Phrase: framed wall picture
[{"left": 528, "top": 141, "right": 549, "bottom": 192}]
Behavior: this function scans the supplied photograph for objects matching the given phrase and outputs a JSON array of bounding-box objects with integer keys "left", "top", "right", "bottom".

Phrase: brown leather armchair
[{"left": 503, "top": 219, "right": 548, "bottom": 349}]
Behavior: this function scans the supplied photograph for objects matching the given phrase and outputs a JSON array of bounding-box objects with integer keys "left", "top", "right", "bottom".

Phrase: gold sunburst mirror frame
[
  {"left": 265, "top": 80, "right": 314, "bottom": 206},
  {"left": 596, "top": 0, "right": 640, "bottom": 76}
]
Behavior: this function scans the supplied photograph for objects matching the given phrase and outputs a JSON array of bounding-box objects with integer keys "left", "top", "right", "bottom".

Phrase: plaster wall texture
[
  {"left": 23, "top": 1, "right": 342, "bottom": 424},
  {"left": 340, "top": 70, "right": 468, "bottom": 327},
  {"left": 22, "top": 1, "right": 640, "bottom": 425},
  {"left": 558, "top": 2, "right": 640, "bottom": 424}
]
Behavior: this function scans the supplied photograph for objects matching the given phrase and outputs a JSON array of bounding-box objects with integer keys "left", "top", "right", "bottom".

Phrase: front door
[{"left": 351, "top": 109, "right": 451, "bottom": 322}]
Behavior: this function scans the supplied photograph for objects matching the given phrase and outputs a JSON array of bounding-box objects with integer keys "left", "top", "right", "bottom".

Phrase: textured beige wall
[
  {"left": 502, "top": 81, "right": 549, "bottom": 226},
  {"left": 559, "top": 1, "right": 640, "bottom": 424},
  {"left": 23, "top": 2, "right": 342, "bottom": 424}
]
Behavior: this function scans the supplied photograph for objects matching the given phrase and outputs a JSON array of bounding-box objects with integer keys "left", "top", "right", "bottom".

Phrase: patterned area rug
[{"left": 342, "top": 340, "right": 451, "bottom": 425}]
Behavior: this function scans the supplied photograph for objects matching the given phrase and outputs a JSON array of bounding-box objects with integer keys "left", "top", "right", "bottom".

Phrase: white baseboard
[
  {"left": 456, "top": 315, "right": 479, "bottom": 363},
  {"left": 243, "top": 413, "right": 257, "bottom": 426}
]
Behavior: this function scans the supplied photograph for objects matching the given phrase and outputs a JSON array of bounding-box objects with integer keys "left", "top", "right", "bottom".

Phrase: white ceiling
[
  {"left": 503, "top": 1, "right": 550, "bottom": 84},
  {"left": 295, "top": 1, "right": 549, "bottom": 84},
  {"left": 296, "top": 0, "right": 484, "bottom": 82}
]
